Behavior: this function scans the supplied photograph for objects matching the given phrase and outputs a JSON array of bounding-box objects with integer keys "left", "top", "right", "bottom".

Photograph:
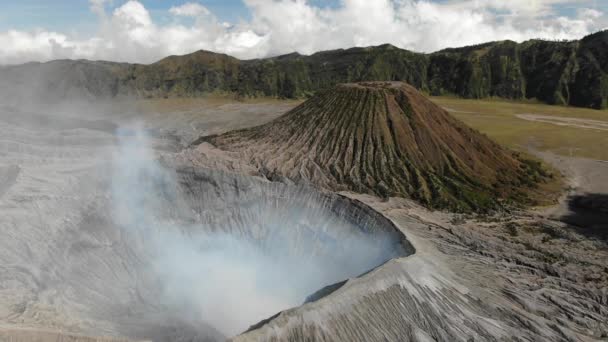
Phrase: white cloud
[
  {"left": 169, "top": 2, "right": 210, "bottom": 17},
  {"left": 90, "top": 0, "right": 112, "bottom": 16},
  {"left": 0, "top": 0, "right": 605, "bottom": 65},
  {"left": 579, "top": 7, "right": 603, "bottom": 19}
]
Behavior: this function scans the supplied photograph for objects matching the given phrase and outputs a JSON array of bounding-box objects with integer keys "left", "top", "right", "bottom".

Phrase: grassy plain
[{"left": 430, "top": 96, "right": 608, "bottom": 161}]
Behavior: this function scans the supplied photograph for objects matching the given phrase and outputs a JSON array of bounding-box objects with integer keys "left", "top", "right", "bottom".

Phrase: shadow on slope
[{"left": 561, "top": 193, "right": 608, "bottom": 241}]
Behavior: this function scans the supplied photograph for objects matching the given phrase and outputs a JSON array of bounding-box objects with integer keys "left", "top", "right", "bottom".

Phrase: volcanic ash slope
[{"left": 198, "top": 82, "right": 549, "bottom": 211}]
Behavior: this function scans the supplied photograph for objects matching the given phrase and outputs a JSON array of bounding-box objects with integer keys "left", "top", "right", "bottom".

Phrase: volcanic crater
[
  {"left": 0, "top": 102, "right": 414, "bottom": 341},
  {"left": 108, "top": 162, "right": 414, "bottom": 339}
]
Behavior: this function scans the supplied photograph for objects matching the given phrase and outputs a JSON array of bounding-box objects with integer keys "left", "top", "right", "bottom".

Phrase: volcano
[{"left": 198, "top": 82, "right": 549, "bottom": 211}]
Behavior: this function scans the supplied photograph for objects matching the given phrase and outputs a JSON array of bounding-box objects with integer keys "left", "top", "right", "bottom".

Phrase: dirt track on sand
[{"left": 517, "top": 114, "right": 608, "bottom": 131}]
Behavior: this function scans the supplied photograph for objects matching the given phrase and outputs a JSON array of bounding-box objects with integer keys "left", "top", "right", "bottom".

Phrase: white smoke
[{"left": 110, "top": 126, "right": 402, "bottom": 336}]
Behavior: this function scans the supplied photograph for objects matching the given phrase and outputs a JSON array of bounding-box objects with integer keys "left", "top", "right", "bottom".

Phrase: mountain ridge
[{"left": 1, "top": 30, "right": 607, "bottom": 109}]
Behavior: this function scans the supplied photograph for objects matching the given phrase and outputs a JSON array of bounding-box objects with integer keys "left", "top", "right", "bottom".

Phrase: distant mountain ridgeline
[{"left": 2, "top": 30, "right": 607, "bottom": 109}]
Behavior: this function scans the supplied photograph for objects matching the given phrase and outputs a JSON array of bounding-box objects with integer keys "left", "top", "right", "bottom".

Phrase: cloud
[
  {"left": 0, "top": 0, "right": 605, "bottom": 65},
  {"left": 90, "top": 0, "right": 112, "bottom": 16},
  {"left": 169, "top": 2, "right": 210, "bottom": 17}
]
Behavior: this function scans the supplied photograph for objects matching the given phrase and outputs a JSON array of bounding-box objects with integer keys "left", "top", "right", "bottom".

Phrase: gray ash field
[{"left": 0, "top": 92, "right": 606, "bottom": 342}]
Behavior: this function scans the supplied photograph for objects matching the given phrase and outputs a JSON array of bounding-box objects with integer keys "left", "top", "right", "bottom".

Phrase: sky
[{"left": 0, "top": 0, "right": 606, "bottom": 65}]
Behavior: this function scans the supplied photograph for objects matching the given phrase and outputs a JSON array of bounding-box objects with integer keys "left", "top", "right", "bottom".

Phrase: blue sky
[
  {"left": 0, "top": 1, "right": 246, "bottom": 32},
  {"left": 0, "top": 0, "right": 344, "bottom": 33},
  {"left": 0, "top": 0, "right": 605, "bottom": 33},
  {"left": 0, "top": 0, "right": 605, "bottom": 64}
]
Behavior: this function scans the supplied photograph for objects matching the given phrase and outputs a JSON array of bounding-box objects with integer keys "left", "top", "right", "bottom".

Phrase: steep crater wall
[{"left": 87, "top": 161, "right": 413, "bottom": 340}]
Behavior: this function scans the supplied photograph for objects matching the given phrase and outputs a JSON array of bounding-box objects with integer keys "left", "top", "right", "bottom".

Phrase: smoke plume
[{"left": 110, "top": 126, "right": 402, "bottom": 336}]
